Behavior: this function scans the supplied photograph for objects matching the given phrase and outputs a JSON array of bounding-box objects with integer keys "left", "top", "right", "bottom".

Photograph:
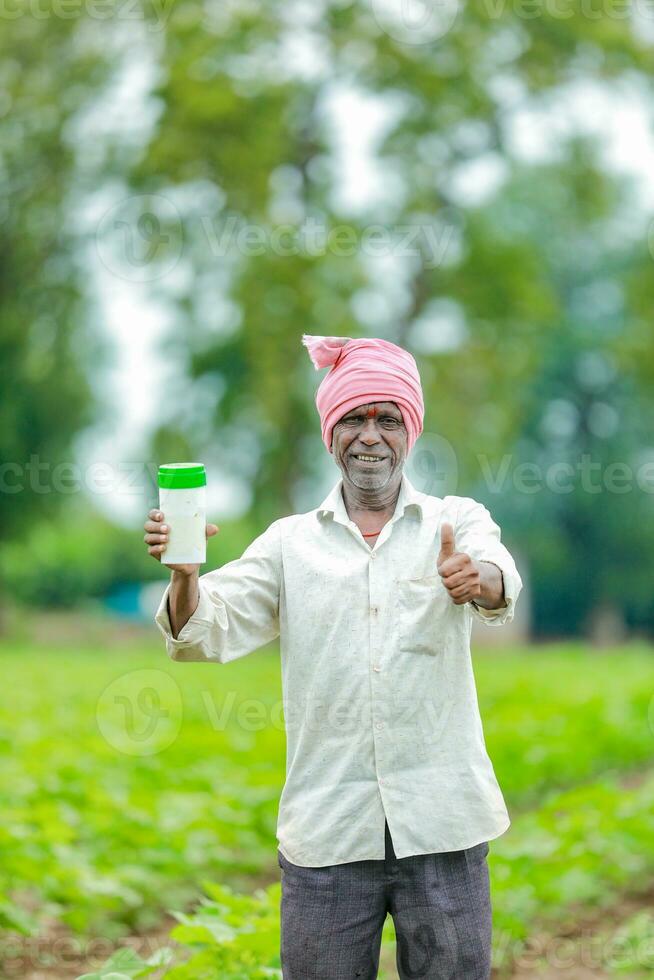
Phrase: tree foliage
[{"left": 0, "top": 16, "right": 111, "bottom": 541}]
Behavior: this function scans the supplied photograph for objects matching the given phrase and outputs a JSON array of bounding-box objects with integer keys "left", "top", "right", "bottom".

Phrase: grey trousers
[{"left": 278, "top": 820, "right": 492, "bottom": 980}]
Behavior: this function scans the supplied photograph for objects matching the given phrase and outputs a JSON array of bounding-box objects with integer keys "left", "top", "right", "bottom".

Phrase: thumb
[
  {"left": 437, "top": 522, "right": 455, "bottom": 566},
  {"left": 206, "top": 523, "right": 220, "bottom": 538}
]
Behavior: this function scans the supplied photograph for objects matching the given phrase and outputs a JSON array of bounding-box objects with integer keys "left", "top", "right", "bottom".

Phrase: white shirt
[{"left": 154, "top": 471, "right": 523, "bottom": 866}]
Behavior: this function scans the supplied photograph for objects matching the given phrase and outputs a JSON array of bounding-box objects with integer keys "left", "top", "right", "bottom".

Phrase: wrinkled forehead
[{"left": 339, "top": 401, "right": 403, "bottom": 420}]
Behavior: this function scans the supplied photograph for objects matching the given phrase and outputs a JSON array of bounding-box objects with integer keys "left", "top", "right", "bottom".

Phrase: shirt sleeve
[
  {"left": 452, "top": 497, "right": 523, "bottom": 628},
  {"left": 153, "top": 519, "right": 282, "bottom": 663}
]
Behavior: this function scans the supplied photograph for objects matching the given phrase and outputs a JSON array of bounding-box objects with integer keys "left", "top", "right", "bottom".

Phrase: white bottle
[{"left": 158, "top": 463, "right": 207, "bottom": 565}]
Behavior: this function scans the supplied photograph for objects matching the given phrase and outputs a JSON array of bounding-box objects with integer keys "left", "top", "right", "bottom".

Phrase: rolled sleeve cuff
[
  {"left": 469, "top": 560, "right": 520, "bottom": 628},
  {"left": 154, "top": 579, "right": 225, "bottom": 653}
]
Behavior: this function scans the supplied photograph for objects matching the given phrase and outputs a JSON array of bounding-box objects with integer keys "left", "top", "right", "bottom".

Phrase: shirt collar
[{"left": 316, "top": 470, "right": 425, "bottom": 527}]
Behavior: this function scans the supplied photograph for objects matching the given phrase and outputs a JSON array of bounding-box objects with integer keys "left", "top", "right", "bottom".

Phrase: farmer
[{"left": 144, "top": 333, "right": 523, "bottom": 980}]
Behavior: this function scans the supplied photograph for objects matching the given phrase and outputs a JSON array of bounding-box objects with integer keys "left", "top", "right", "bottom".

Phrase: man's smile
[{"left": 350, "top": 454, "right": 389, "bottom": 465}]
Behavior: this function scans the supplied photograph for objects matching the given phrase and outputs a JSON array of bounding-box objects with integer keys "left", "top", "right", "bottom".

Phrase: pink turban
[{"left": 302, "top": 334, "right": 424, "bottom": 454}]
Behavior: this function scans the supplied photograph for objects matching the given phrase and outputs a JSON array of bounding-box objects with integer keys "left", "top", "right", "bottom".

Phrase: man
[{"left": 145, "top": 333, "right": 523, "bottom": 980}]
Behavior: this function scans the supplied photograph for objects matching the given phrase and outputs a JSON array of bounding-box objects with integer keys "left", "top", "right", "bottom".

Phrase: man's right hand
[{"left": 143, "top": 508, "right": 220, "bottom": 577}]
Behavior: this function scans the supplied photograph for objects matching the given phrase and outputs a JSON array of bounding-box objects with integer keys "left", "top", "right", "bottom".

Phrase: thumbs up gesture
[{"left": 437, "top": 522, "right": 481, "bottom": 605}]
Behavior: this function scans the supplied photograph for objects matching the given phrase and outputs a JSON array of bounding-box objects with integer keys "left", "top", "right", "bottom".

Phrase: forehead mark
[
  {"left": 338, "top": 402, "right": 403, "bottom": 424},
  {"left": 347, "top": 402, "right": 399, "bottom": 417}
]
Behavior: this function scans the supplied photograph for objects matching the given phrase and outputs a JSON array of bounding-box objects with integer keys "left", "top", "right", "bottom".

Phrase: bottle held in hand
[{"left": 158, "top": 463, "right": 207, "bottom": 566}]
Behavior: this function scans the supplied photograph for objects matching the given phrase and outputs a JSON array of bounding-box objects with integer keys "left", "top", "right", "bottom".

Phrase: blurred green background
[{"left": 2, "top": 0, "right": 654, "bottom": 976}]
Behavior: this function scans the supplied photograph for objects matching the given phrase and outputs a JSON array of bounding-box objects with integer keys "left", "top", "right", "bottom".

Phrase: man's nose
[{"left": 360, "top": 419, "right": 382, "bottom": 443}]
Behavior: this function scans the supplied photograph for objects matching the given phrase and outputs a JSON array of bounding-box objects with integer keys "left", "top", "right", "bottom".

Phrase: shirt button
[
  {"left": 370, "top": 552, "right": 377, "bottom": 560},
  {"left": 372, "top": 664, "right": 381, "bottom": 672},
  {"left": 370, "top": 605, "right": 379, "bottom": 615},
  {"left": 375, "top": 721, "right": 384, "bottom": 730}
]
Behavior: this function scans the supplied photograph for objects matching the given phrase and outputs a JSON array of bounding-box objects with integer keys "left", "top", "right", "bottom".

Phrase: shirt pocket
[{"left": 396, "top": 573, "right": 450, "bottom": 656}]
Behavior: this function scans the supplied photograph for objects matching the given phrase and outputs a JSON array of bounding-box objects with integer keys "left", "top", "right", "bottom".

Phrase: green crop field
[{"left": 2, "top": 628, "right": 653, "bottom": 979}]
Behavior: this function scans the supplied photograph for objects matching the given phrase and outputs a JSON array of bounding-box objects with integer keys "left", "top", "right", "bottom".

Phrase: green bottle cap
[{"left": 158, "top": 463, "right": 206, "bottom": 489}]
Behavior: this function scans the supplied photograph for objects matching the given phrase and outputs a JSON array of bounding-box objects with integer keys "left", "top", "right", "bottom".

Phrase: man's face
[{"left": 331, "top": 401, "right": 408, "bottom": 492}]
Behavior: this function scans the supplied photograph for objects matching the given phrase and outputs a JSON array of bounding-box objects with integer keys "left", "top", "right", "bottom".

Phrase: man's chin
[{"left": 345, "top": 464, "right": 393, "bottom": 489}]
